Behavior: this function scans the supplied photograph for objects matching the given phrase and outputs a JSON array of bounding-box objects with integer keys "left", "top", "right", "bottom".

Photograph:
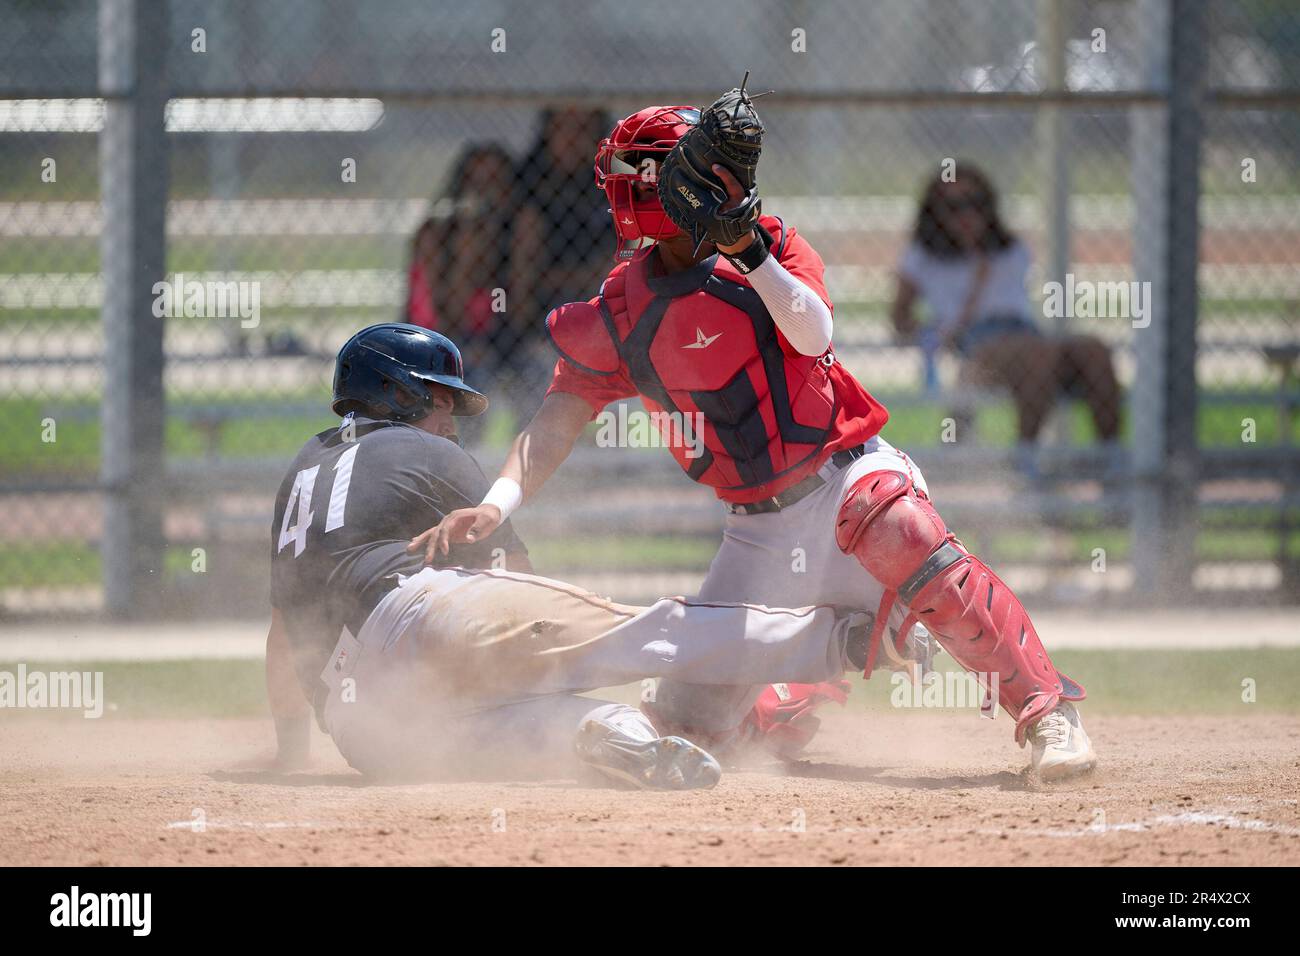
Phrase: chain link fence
[{"left": 1, "top": 0, "right": 1297, "bottom": 618}]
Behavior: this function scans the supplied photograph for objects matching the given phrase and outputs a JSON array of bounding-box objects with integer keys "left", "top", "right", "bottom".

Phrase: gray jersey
[{"left": 270, "top": 414, "right": 525, "bottom": 699}]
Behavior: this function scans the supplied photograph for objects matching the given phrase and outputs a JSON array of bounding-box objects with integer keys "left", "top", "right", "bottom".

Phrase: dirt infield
[{"left": 2, "top": 710, "right": 1297, "bottom": 867}]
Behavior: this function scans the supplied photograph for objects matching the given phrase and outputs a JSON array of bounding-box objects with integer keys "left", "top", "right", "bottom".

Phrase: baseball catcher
[
  {"left": 265, "top": 324, "right": 873, "bottom": 787},
  {"left": 415, "top": 79, "right": 1097, "bottom": 780}
]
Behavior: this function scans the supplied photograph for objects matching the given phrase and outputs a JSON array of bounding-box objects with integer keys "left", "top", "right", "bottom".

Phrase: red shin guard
[{"left": 836, "top": 470, "right": 1084, "bottom": 743}]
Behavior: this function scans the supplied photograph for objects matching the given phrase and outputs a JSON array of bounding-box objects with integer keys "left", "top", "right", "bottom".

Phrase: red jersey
[{"left": 546, "top": 216, "right": 889, "bottom": 505}]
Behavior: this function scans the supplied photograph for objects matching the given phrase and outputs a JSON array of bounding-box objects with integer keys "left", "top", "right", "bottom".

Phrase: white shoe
[
  {"left": 1027, "top": 701, "right": 1097, "bottom": 781},
  {"left": 574, "top": 718, "right": 722, "bottom": 791}
]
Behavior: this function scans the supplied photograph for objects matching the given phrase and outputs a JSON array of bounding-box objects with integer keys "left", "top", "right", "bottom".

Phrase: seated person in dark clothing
[
  {"left": 403, "top": 143, "right": 521, "bottom": 437},
  {"left": 509, "top": 108, "right": 615, "bottom": 410}
]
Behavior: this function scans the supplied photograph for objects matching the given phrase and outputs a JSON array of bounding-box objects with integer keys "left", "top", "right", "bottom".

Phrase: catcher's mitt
[{"left": 657, "top": 75, "right": 767, "bottom": 251}]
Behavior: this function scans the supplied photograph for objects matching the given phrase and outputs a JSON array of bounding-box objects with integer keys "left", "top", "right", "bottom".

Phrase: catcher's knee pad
[
  {"left": 835, "top": 470, "right": 1084, "bottom": 743},
  {"left": 835, "top": 470, "right": 949, "bottom": 589}
]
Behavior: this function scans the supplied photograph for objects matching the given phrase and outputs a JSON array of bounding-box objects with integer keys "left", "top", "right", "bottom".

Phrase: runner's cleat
[{"left": 575, "top": 718, "right": 722, "bottom": 790}]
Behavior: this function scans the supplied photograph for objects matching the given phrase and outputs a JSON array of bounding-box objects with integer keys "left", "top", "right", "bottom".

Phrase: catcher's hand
[
  {"left": 657, "top": 82, "right": 766, "bottom": 251},
  {"left": 408, "top": 504, "right": 502, "bottom": 565}
]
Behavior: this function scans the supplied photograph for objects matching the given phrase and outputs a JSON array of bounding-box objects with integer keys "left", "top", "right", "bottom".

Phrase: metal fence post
[
  {"left": 1160, "top": 0, "right": 1207, "bottom": 600},
  {"left": 1037, "top": 0, "right": 1071, "bottom": 332},
  {"left": 1131, "top": 0, "right": 1204, "bottom": 600},
  {"left": 99, "top": 0, "right": 170, "bottom": 618}
]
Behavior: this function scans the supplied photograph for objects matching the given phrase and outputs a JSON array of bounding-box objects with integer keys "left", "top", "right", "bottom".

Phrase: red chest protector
[{"left": 552, "top": 219, "right": 869, "bottom": 499}]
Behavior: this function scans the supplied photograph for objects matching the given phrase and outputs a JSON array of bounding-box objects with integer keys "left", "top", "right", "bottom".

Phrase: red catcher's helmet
[{"left": 594, "top": 105, "right": 701, "bottom": 259}]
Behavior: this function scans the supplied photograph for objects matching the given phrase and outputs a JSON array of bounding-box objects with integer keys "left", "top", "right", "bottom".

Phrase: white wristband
[{"left": 481, "top": 477, "right": 523, "bottom": 521}]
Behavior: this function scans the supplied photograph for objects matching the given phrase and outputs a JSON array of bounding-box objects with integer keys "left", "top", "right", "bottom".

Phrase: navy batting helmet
[{"left": 331, "top": 323, "right": 488, "bottom": 420}]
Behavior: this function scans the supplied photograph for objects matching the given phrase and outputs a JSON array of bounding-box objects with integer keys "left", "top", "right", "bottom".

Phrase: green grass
[
  {"left": 2, "top": 392, "right": 338, "bottom": 475},
  {"left": 7, "top": 390, "right": 1299, "bottom": 479},
  {"left": 0, "top": 235, "right": 404, "bottom": 276},
  {"left": 2, "top": 648, "right": 1294, "bottom": 722},
  {"left": 0, "top": 659, "right": 269, "bottom": 719},
  {"left": 2, "top": 295, "right": 1293, "bottom": 328},
  {"left": 880, "top": 398, "right": 1300, "bottom": 448},
  {"left": 4, "top": 147, "right": 1297, "bottom": 203},
  {"left": 528, "top": 535, "right": 720, "bottom": 572},
  {"left": 0, "top": 536, "right": 722, "bottom": 588},
  {"left": 0, "top": 544, "right": 213, "bottom": 588},
  {"left": 599, "top": 649, "right": 1300, "bottom": 717},
  {"left": 6, "top": 523, "right": 1298, "bottom": 591},
  {"left": 4, "top": 380, "right": 1298, "bottom": 591},
  {"left": 844, "top": 649, "right": 1300, "bottom": 716}
]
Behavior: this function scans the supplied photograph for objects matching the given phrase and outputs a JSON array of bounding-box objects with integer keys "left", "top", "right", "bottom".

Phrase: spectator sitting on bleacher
[
  {"left": 403, "top": 142, "right": 519, "bottom": 441},
  {"left": 507, "top": 107, "right": 614, "bottom": 418},
  {"left": 405, "top": 142, "right": 515, "bottom": 348},
  {"left": 513, "top": 107, "right": 614, "bottom": 319},
  {"left": 890, "top": 164, "right": 1122, "bottom": 478}
]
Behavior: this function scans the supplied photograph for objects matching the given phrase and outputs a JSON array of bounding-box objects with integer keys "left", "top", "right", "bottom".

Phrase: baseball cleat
[
  {"left": 575, "top": 719, "right": 722, "bottom": 791},
  {"left": 1027, "top": 700, "right": 1097, "bottom": 781}
]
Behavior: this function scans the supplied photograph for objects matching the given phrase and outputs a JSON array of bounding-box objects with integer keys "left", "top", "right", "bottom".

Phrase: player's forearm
[
  {"left": 266, "top": 609, "right": 311, "bottom": 764},
  {"left": 266, "top": 611, "right": 307, "bottom": 717},
  {"left": 745, "top": 254, "right": 834, "bottom": 356},
  {"left": 509, "top": 422, "right": 578, "bottom": 497},
  {"left": 890, "top": 277, "right": 919, "bottom": 342},
  {"left": 484, "top": 392, "right": 589, "bottom": 517}
]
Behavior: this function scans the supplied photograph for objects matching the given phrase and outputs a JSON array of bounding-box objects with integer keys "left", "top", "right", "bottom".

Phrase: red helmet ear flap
[
  {"left": 594, "top": 105, "right": 698, "bottom": 255},
  {"left": 601, "top": 174, "right": 680, "bottom": 257}
]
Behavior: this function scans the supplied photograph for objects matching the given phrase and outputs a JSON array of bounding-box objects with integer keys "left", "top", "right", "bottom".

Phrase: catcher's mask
[
  {"left": 332, "top": 323, "right": 488, "bottom": 421},
  {"left": 594, "top": 105, "right": 700, "bottom": 259}
]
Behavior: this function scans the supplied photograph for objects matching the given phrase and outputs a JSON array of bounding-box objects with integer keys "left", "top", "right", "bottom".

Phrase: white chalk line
[
  {"left": 166, "top": 819, "right": 369, "bottom": 831},
  {"left": 162, "top": 807, "right": 1300, "bottom": 838},
  {"left": 989, "top": 810, "right": 1300, "bottom": 839}
]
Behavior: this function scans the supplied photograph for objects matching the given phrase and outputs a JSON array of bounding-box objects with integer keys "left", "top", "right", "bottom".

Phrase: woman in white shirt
[{"left": 890, "top": 165, "right": 1121, "bottom": 475}]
